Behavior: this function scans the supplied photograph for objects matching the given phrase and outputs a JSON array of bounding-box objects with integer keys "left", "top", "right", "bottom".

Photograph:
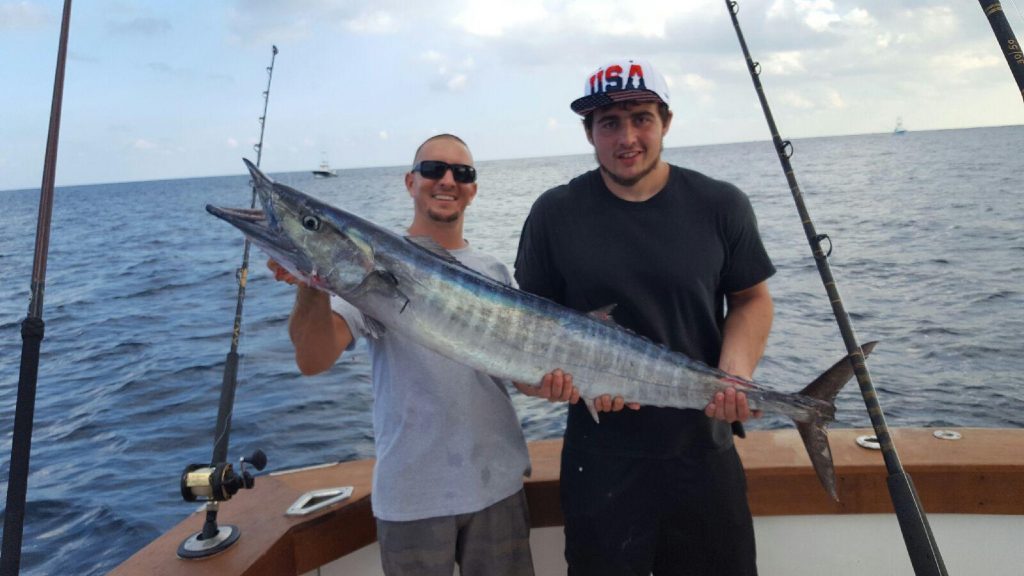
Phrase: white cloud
[
  {"left": 547, "top": 117, "right": 558, "bottom": 130},
  {"left": 826, "top": 89, "right": 846, "bottom": 109},
  {"left": 763, "top": 51, "right": 807, "bottom": 76},
  {"left": 0, "top": 1, "right": 49, "bottom": 29},
  {"left": 681, "top": 73, "right": 714, "bottom": 92},
  {"left": 348, "top": 11, "right": 397, "bottom": 34},
  {"left": 379, "top": 130, "right": 389, "bottom": 140},
  {"left": 804, "top": 10, "right": 839, "bottom": 32},
  {"left": 447, "top": 74, "right": 468, "bottom": 92},
  {"left": 781, "top": 92, "right": 815, "bottom": 110},
  {"left": 133, "top": 139, "right": 157, "bottom": 150},
  {"left": 938, "top": 52, "right": 1004, "bottom": 75},
  {"left": 226, "top": 137, "right": 239, "bottom": 148},
  {"left": 454, "top": 0, "right": 547, "bottom": 37},
  {"left": 846, "top": 8, "right": 873, "bottom": 27}
]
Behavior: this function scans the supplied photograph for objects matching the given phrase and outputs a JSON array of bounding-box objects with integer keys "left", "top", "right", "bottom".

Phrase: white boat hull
[{"left": 310, "top": 514, "right": 1024, "bottom": 576}]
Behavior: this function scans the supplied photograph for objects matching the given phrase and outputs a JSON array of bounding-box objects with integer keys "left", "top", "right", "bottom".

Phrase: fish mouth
[
  {"left": 206, "top": 203, "right": 312, "bottom": 276},
  {"left": 206, "top": 205, "right": 274, "bottom": 243}
]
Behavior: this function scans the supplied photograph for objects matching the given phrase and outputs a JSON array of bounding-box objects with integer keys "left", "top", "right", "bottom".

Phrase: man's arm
[
  {"left": 705, "top": 280, "right": 773, "bottom": 423},
  {"left": 269, "top": 259, "right": 353, "bottom": 375},
  {"left": 719, "top": 280, "right": 773, "bottom": 380},
  {"left": 289, "top": 285, "right": 353, "bottom": 375}
]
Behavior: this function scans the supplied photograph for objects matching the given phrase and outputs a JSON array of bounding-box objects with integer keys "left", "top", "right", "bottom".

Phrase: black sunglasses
[{"left": 412, "top": 160, "right": 477, "bottom": 184}]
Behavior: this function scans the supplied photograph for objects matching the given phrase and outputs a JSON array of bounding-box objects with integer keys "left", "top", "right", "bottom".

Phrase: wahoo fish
[{"left": 208, "top": 159, "right": 874, "bottom": 501}]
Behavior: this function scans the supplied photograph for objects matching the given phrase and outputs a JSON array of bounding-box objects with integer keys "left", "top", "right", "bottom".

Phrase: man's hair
[
  {"left": 582, "top": 102, "right": 671, "bottom": 133},
  {"left": 412, "top": 133, "right": 470, "bottom": 166}
]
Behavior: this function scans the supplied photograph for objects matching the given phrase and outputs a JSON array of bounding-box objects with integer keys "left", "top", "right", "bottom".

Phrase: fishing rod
[
  {"left": 979, "top": 0, "right": 1024, "bottom": 101},
  {"left": 177, "top": 45, "right": 277, "bottom": 559},
  {"left": 0, "top": 2, "right": 73, "bottom": 575},
  {"left": 723, "top": 2, "right": 948, "bottom": 575}
]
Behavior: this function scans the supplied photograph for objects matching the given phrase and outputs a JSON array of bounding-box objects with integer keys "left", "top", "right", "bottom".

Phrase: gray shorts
[{"left": 376, "top": 489, "right": 535, "bottom": 576}]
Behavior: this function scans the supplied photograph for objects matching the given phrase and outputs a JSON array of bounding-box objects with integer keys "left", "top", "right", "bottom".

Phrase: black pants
[{"left": 561, "top": 445, "right": 757, "bottom": 576}]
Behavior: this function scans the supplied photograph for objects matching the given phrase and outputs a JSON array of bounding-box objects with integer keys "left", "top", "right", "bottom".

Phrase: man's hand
[
  {"left": 268, "top": 259, "right": 306, "bottom": 287},
  {"left": 591, "top": 395, "right": 641, "bottom": 413},
  {"left": 514, "top": 369, "right": 580, "bottom": 404},
  {"left": 704, "top": 387, "right": 762, "bottom": 423}
]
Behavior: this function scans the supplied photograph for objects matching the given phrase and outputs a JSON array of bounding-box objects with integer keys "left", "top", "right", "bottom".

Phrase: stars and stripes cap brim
[{"left": 570, "top": 59, "right": 670, "bottom": 116}]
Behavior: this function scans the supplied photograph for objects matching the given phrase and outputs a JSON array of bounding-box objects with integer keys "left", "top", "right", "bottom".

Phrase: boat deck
[{"left": 111, "top": 427, "right": 1024, "bottom": 575}]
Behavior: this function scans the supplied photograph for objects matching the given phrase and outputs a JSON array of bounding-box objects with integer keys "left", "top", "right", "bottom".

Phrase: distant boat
[
  {"left": 893, "top": 117, "right": 907, "bottom": 135},
  {"left": 313, "top": 157, "right": 337, "bottom": 178}
]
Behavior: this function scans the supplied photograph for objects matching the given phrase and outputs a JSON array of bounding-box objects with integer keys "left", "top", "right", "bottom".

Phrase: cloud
[
  {"left": 826, "top": 89, "right": 846, "bottom": 109},
  {"left": 0, "top": 1, "right": 50, "bottom": 29},
  {"left": 446, "top": 74, "right": 468, "bottom": 92},
  {"left": 453, "top": 0, "right": 547, "bottom": 37},
  {"left": 227, "top": 138, "right": 239, "bottom": 148},
  {"left": 106, "top": 17, "right": 172, "bottom": 36},
  {"left": 679, "top": 73, "right": 715, "bottom": 93},
  {"left": 379, "top": 130, "right": 389, "bottom": 140},
  {"left": 133, "top": 139, "right": 157, "bottom": 150},
  {"left": 347, "top": 11, "right": 397, "bottom": 34},
  {"left": 762, "top": 51, "right": 806, "bottom": 75},
  {"left": 423, "top": 50, "right": 475, "bottom": 93}
]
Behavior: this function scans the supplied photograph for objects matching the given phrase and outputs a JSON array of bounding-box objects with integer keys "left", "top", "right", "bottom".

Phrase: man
[
  {"left": 270, "top": 134, "right": 574, "bottom": 575},
  {"left": 515, "top": 60, "right": 775, "bottom": 575}
]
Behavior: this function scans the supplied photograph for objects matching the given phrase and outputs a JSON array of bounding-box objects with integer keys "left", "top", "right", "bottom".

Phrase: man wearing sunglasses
[
  {"left": 515, "top": 60, "right": 775, "bottom": 575},
  {"left": 269, "top": 134, "right": 575, "bottom": 576}
]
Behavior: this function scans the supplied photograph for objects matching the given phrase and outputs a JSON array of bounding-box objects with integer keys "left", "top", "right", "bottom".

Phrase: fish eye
[{"left": 302, "top": 215, "right": 321, "bottom": 231}]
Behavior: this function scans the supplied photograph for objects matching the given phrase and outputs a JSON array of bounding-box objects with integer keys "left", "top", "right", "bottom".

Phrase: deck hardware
[{"left": 286, "top": 487, "right": 354, "bottom": 516}]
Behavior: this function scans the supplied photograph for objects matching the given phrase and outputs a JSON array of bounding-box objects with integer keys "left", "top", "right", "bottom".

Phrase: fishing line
[
  {"left": 723, "top": 2, "right": 948, "bottom": 575},
  {"left": 177, "top": 45, "right": 278, "bottom": 560},
  {"left": 1008, "top": 0, "right": 1024, "bottom": 27}
]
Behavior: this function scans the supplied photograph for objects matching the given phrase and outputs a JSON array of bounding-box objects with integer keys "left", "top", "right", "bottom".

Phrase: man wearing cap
[{"left": 515, "top": 60, "right": 775, "bottom": 574}]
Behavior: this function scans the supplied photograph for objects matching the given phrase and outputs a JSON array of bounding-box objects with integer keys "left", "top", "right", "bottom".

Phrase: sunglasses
[{"left": 412, "top": 160, "right": 477, "bottom": 184}]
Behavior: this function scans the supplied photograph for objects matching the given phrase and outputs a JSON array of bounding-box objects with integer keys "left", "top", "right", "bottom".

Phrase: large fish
[{"left": 208, "top": 159, "right": 874, "bottom": 501}]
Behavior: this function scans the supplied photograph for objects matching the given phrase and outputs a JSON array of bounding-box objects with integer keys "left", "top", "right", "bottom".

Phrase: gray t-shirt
[{"left": 331, "top": 245, "right": 531, "bottom": 521}]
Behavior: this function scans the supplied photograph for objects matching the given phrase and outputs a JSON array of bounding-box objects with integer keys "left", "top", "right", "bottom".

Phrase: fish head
[{"left": 206, "top": 159, "right": 376, "bottom": 293}]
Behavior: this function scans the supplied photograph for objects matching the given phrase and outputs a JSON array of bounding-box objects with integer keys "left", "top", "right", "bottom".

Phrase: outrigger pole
[
  {"left": 176, "top": 45, "right": 278, "bottom": 559},
  {"left": 1, "top": 1, "right": 73, "bottom": 574},
  {"left": 978, "top": 0, "right": 1024, "bottom": 101},
  {"left": 723, "top": 2, "right": 948, "bottom": 575}
]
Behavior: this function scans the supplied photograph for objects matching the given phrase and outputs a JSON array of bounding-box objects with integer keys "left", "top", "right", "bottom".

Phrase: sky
[{"left": 1, "top": 0, "right": 1023, "bottom": 191}]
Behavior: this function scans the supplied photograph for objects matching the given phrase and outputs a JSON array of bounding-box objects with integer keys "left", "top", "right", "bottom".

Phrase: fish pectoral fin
[
  {"left": 586, "top": 304, "right": 618, "bottom": 325},
  {"left": 363, "top": 315, "right": 387, "bottom": 339},
  {"left": 583, "top": 398, "right": 601, "bottom": 424}
]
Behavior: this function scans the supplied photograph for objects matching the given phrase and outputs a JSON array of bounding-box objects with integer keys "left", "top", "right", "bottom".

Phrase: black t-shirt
[{"left": 514, "top": 166, "right": 776, "bottom": 457}]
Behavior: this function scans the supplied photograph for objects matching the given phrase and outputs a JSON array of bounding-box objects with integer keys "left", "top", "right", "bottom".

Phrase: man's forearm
[
  {"left": 288, "top": 286, "right": 346, "bottom": 375},
  {"left": 719, "top": 282, "right": 773, "bottom": 380}
]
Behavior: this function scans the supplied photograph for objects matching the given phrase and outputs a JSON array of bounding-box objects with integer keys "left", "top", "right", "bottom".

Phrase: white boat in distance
[
  {"left": 893, "top": 117, "right": 908, "bottom": 135},
  {"left": 312, "top": 156, "right": 337, "bottom": 178}
]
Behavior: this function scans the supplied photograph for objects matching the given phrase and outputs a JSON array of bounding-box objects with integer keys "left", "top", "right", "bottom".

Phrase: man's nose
[{"left": 438, "top": 166, "right": 457, "bottom": 185}]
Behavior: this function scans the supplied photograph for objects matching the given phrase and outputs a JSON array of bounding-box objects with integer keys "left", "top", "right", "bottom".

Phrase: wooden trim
[{"left": 111, "top": 428, "right": 1024, "bottom": 575}]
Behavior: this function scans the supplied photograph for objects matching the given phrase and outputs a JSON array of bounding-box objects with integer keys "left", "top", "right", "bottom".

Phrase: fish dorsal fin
[
  {"left": 587, "top": 304, "right": 618, "bottom": 326},
  {"left": 405, "top": 236, "right": 459, "bottom": 264}
]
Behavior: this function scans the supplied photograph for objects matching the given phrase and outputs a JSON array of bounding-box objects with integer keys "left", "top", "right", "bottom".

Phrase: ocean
[{"left": 0, "top": 125, "right": 1022, "bottom": 574}]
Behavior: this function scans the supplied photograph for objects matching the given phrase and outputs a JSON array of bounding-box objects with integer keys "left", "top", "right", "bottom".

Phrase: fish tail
[{"left": 793, "top": 341, "right": 878, "bottom": 501}]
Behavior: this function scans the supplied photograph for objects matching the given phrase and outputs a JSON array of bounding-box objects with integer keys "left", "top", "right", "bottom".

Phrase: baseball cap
[{"left": 570, "top": 59, "right": 671, "bottom": 116}]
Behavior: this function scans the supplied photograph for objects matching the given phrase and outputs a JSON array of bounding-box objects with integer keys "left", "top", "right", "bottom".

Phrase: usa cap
[{"left": 570, "top": 59, "right": 670, "bottom": 116}]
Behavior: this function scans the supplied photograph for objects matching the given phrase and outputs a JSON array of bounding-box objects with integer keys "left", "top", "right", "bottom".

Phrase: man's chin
[
  {"left": 600, "top": 163, "right": 653, "bottom": 188},
  {"left": 428, "top": 210, "right": 461, "bottom": 224}
]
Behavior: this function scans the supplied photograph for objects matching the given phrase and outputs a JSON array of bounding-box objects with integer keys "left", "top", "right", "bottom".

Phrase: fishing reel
[
  {"left": 177, "top": 449, "right": 267, "bottom": 559},
  {"left": 180, "top": 449, "right": 267, "bottom": 503}
]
